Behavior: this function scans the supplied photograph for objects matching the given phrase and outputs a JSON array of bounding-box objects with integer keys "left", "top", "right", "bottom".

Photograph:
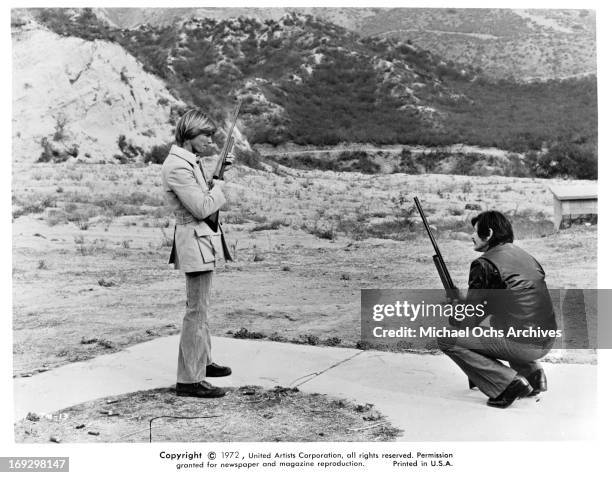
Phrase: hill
[
  {"left": 359, "top": 8, "right": 596, "bottom": 81},
  {"left": 27, "top": 8, "right": 596, "bottom": 162},
  {"left": 12, "top": 15, "right": 183, "bottom": 164},
  {"left": 93, "top": 7, "right": 596, "bottom": 81}
]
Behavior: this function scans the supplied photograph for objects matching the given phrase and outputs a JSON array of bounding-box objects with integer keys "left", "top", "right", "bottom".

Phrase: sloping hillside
[
  {"left": 28, "top": 8, "right": 597, "bottom": 155},
  {"left": 365, "top": 9, "right": 596, "bottom": 80},
  {"left": 12, "top": 19, "right": 183, "bottom": 164},
  {"left": 30, "top": 9, "right": 476, "bottom": 146},
  {"left": 94, "top": 7, "right": 596, "bottom": 81}
]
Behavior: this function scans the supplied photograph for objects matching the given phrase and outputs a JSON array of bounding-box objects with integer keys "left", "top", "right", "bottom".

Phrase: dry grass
[
  {"left": 15, "top": 386, "right": 401, "bottom": 443},
  {"left": 12, "top": 160, "right": 597, "bottom": 376}
]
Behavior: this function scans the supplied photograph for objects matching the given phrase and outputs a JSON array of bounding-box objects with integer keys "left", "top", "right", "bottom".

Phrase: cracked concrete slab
[
  {"left": 13, "top": 336, "right": 359, "bottom": 421},
  {"left": 14, "top": 335, "right": 596, "bottom": 441}
]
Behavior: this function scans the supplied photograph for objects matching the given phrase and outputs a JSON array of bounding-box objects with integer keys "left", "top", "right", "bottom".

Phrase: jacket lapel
[{"left": 168, "top": 145, "right": 210, "bottom": 191}]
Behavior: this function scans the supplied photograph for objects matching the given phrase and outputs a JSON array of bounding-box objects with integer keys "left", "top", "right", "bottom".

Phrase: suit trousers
[
  {"left": 438, "top": 328, "right": 554, "bottom": 398},
  {"left": 177, "top": 271, "right": 214, "bottom": 383}
]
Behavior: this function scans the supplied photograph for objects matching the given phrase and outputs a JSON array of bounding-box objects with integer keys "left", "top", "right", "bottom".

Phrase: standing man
[
  {"left": 161, "top": 109, "right": 234, "bottom": 398},
  {"left": 438, "top": 211, "right": 557, "bottom": 408}
]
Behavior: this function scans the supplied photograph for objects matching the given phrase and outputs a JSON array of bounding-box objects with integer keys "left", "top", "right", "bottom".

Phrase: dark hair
[{"left": 470, "top": 210, "right": 514, "bottom": 248}]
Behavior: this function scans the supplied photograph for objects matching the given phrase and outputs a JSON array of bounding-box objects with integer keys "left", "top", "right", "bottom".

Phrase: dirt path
[{"left": 255, "top": 143, "right": 515, "bottom": 159}]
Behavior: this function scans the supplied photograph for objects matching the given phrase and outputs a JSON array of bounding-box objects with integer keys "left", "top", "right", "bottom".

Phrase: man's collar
[
  {"left": 482, "top": 242, "right": 511, "bottom": 254},
  {"left": 170, "top": 144, "right": 197, "bottom": 166}
]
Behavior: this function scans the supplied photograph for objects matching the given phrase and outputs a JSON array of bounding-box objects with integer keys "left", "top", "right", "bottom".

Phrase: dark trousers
[{"left": 438, "top": 328, "right": 553, "bottom": 398}]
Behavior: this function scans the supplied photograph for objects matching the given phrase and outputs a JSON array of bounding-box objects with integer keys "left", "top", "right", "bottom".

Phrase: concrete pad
[
  {"left": 14, "top": 336, "right": 596, "bottom": 441},
  {"left": 12, "top": 336, "right": 358, "bottom": 421},
  {"left": 290, "top": 351, "right": 596, "bottom": 441}
]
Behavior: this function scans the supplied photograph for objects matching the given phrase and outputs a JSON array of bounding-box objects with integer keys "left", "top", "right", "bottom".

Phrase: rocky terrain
[{"left": 12, "top": 18, "right": 183, "bottom": 164}]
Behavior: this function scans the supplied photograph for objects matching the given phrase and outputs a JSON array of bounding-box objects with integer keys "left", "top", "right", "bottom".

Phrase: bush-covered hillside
[{"left": 33, "top": 8, "right": 597, "bottom": 177}]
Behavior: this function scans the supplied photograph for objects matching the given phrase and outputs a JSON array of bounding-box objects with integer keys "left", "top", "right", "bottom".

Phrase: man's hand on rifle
[
  {"left": 202, "top": 151, "right": 234, "bottom": 180},
  {"left": 219, "top": 151, "right": 235, "bottom": 182},
  {"left": 446, "top": 290, "right": 465, "bottom": 304}
]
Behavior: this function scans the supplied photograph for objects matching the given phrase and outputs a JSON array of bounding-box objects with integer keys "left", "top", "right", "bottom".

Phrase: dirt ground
[
  {"left": 12, "top": 161, "right": 597, "bottom": 376},
  {"left": 14, "top": 386, "right": 401, "bottom": 443}
]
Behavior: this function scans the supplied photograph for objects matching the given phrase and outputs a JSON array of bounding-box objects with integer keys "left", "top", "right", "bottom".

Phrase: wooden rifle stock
[
  {"left": 414, "top": 197, "right": 460, "bottom": 300},
  {"left": 203, "top": 100, "right": 242, "bottom": 232}
]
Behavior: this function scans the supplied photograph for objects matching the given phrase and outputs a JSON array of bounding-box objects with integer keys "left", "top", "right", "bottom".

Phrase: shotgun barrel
[
  {"left": 204, "top": 100, "right": 242, "bottom": 232},
  {"left": 414, "top": 196, "right": 460, "bottom": 299},
  {"left": 213, "top": 100, "right": 242, "bottom": 180}
]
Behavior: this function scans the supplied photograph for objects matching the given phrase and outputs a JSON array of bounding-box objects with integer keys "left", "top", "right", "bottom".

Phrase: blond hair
[{"left": 174, "top": 109, "right": 217, "bottom": 146}]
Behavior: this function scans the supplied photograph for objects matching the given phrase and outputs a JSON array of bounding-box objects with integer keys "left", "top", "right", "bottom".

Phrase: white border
[{"left": 3, "top": 1, "right": 609, "bottom": 476}]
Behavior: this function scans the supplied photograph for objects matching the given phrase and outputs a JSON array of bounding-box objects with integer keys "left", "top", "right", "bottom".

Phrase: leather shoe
[
  {"left": 206, "top": 362, "right": 232, "bottom": 377},
  {"left": 486, "top": 376, "right": 533, "bottom": 408},
  {"left": 526, "top": 369, "right": 547, "bottom": 397},
  {"left": 176, "top": 381, "right": 226, "bottom": 398}
]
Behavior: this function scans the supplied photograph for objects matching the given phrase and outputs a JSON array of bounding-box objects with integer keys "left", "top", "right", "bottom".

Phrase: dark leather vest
[{"left": 481, "top": 243, "right": 557, "bottom": 334}]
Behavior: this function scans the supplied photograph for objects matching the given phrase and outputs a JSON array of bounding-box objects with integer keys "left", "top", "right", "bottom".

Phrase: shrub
[
  {"left": 276, "top": 153, "right": 332, "bottom": 171},
  {"left": 235, "top": 148, "right": 263, "bottom": 170},
  {"left": 391, "top": 194, "right": 417, "bottom": 224},
  {"left": 46, "top": 210, "right": 67, "bottom": 226},
  {"left": 144, "top": 143, "right": 172, "bottom": 164},
  {"left": 37, "top": 138, "right": 76, "bottom": 163},
  {"left": 12, "top": 195, "right": 57, "bottom": 218},
  {"left": 52, "top": 114, "right": 68, "bottom": 141},
  {"left": 451, "top": 153, "right": 483, "bottom": 176},
  {"left": 74, "top": 237, "right": 108, "bottom": 255},
  {"left": 504, "top": 153, "right": 531, "bottom": 177},
  {"left": 302, "top": 221, "right": 336, "bottom": 240},
  {"left": 535, "top": 142, "right": 597, "bottom": 179},
  {"left": 117, "top": 135, "right": 144, "bottom": 160},
  {"left": 37, "top": 139, "right": 54, "bottom": 163},
  {"left": 355, "top": 156, "right": 380, "bottom": 174},
  {"left": 250, "top": 219, "right": 288, "bottom": 232},
  {"left": 338, "top": 151, "right": 367, "bottom": 162},
  {"left": 77, "top": 218, "right": 90, "bottom": 230},
  {"left": 396, "top": 148, "right": 420, "bottom": 174}
]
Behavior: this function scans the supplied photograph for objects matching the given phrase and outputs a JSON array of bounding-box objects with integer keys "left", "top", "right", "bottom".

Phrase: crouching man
[
  {"left": 438, "top": 211, "right": 557, "bottom": 408},
  {"left": 161, "top": 109, "right": 234, "bottom": 398}
]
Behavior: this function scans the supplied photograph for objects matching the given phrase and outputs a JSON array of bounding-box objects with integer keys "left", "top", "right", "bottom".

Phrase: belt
[{"left": 174, "top": 215, "right": 195, "bottom": 225}]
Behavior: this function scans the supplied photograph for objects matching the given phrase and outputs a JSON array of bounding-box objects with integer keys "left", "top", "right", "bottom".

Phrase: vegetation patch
[
  {"left": 250, "top": 219, "right": 288, "bottom": 232},
  {"left": 33, "top": 8, "right": 597, "bottom": 178},
  {"left": 15, "top": 386, "right": 402, "bottom": 442}
]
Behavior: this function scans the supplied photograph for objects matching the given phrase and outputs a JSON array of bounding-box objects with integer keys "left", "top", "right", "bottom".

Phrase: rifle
[
  {"left": 415, "top": 197, "right": 476, "bottom": 389},
  {"left": 203, "top": 99, "right": 242, "bottom": 232},
  {"left": 413, "top": 197, "right": 460, "bottom": 300}
]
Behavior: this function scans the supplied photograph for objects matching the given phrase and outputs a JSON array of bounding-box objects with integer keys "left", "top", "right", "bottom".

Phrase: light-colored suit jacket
[{"left": 161, "top": 145, "right": 230, "bottom": 272}]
